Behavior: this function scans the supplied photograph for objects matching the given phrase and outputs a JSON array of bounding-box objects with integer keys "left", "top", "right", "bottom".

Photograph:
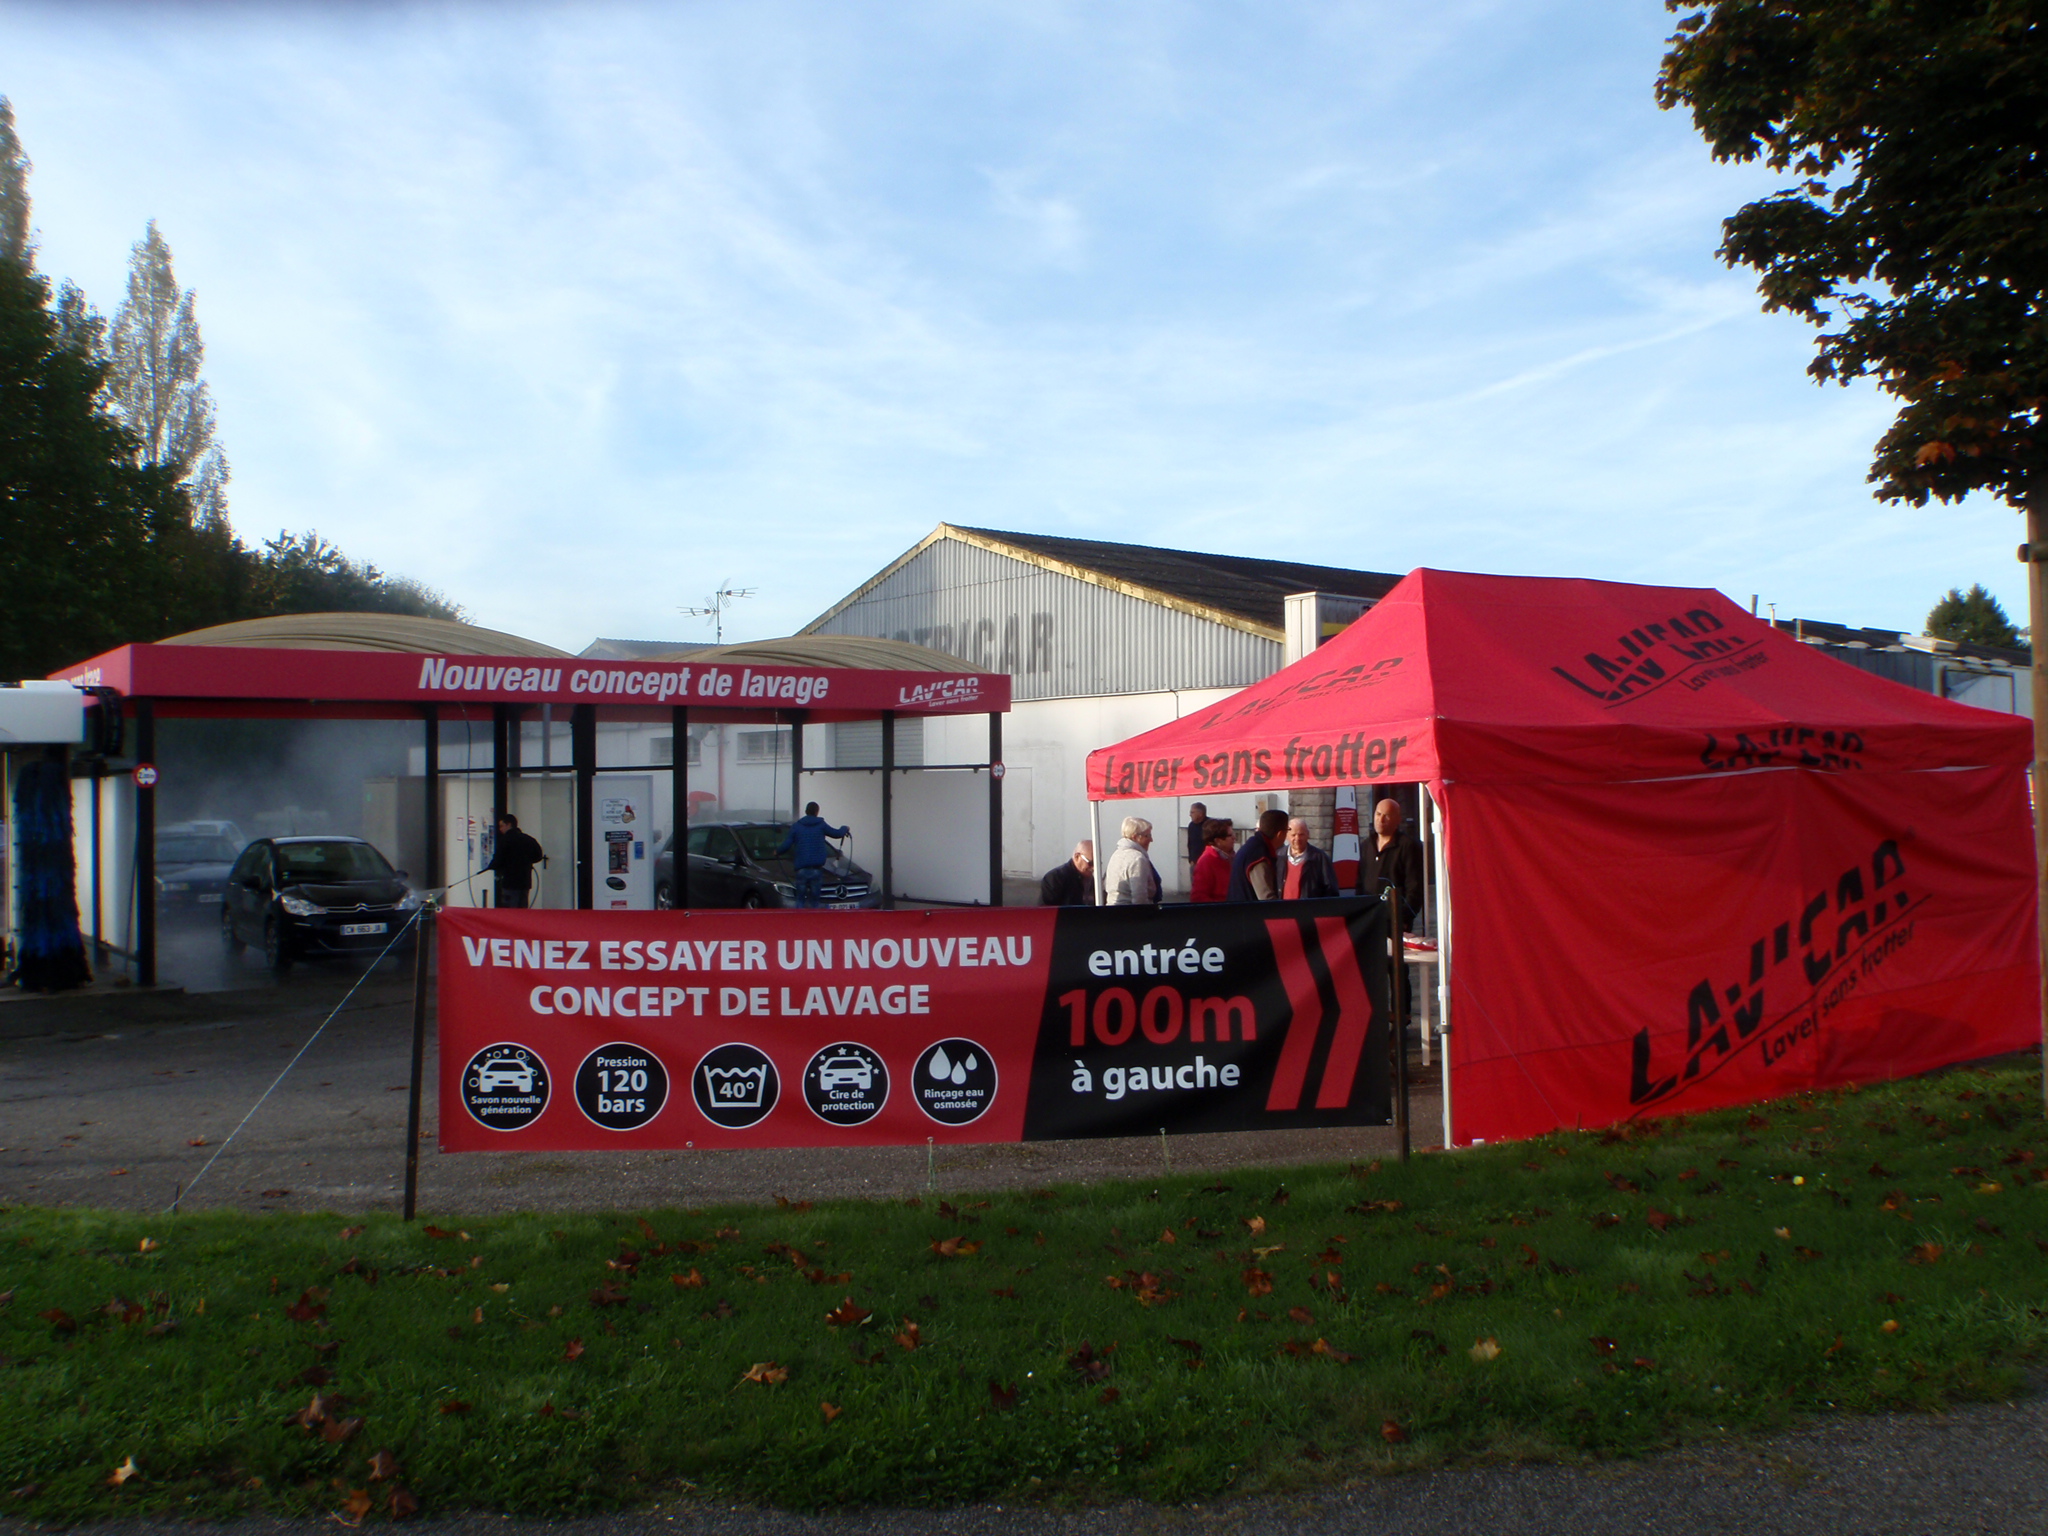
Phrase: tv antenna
[{"left": 682, "top": 581, "right": 756, "bottom": 645}]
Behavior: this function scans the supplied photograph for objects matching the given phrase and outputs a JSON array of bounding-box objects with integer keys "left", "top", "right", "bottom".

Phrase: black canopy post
[
  {"left": 789, "top": 709, "right": 806, "bottom": 820},
  {"left": 987, "top": 712, "right": 1003, "bottom": 908},
  {"left": 490, "top": 707, "right": 511, "bottom": 905},
  {"left": 422, "top": 704, "right": 441, "bottom": 892},
  {"left": 573, "top": 704, "right": 596, "bottom": 910},
  {"left": 672, "top": 705, "right": 689, "bottom": 909},
  {"left": 90, "top": 766, "right": 103, "bottom": 958},
  {"left": 880, "top": 709, "right": 895, "bottom": 911},
  {"left": 134, "top": 699, "right": 155, "bottom": 987}
]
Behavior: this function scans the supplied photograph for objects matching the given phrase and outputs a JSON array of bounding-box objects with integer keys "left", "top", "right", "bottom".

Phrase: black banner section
[{"left": 1024, "top": 898, "right": 1390, "bottom": 1138}]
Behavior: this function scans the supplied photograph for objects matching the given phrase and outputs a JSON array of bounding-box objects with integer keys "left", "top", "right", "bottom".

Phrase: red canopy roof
[{"left": 1089, "top": 570, "right": 2028, "bottom": 797}]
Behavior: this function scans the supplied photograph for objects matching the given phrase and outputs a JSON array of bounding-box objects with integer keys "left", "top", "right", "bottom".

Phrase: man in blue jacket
[{"left": 776, "top": 802, "right": 850, "bottom": 909}]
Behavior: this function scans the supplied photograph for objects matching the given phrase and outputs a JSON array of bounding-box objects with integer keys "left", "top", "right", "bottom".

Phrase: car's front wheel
[
  {"left": 263, "top": 915, "right": 292, "bottom": 974},
  {"left": 742, "top": 891, "right": 763, "bottom": 910},
  {"left": 654, "top": 883, "right": 673, "bottom": 910},
  {"left": 220, "top": 910, "right": 243, "bottom": 955}
]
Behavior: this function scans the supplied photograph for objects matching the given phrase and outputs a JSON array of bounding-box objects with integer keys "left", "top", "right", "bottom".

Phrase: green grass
[{"left": 4, "top": 1064, "right": 2047, "bottom": 1519}]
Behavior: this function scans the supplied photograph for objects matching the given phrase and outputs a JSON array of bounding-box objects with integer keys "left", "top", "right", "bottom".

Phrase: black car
[
  {"left": 154, "top": 830, "right": 241, "bottom": 919},
  {"left": 221, "top": 836, "right": 422, "bottom": 970},
  {"left": 652, "top": 822, "right": 878, "bottom": 910}
]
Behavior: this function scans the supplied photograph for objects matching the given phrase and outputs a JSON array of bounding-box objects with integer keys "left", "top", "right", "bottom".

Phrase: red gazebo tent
[{"left": 1086, "top": 570, "right": 2037, "bottom": 1144}]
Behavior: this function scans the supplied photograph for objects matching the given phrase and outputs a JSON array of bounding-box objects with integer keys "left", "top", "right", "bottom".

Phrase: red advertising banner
[
  {"left": 1445, "top": 765, "right": 2038, "bottom": 1142},
  {"left": 437, "top": 901, "right": 1391, "bottom": 1152}
]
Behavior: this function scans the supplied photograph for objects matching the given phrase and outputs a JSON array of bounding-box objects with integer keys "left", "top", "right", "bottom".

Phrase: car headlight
[
  {"left": 774, "top": 882, "right": 797, "bottom": 898},
  {"left": 279, "top": 894, "right": 323, "bottom": 917},
  {"left": 397, "top": 889, "right": 424, "bottom": 911}
]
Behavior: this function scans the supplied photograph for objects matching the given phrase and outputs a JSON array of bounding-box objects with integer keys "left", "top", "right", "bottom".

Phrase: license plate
[
  {"left": 197, "top": 893, "right": 222, "bottom": 904},
  {"left": 827, "top": 901, "right": 861, "bottom": 911},
  {"left": 339, "top": 922, "right": 388, "bottom": 937}
]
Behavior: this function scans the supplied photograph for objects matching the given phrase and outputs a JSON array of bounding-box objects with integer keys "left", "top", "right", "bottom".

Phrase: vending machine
[{"left": 591, "top": 774, "right": 654, "bottom": 910}]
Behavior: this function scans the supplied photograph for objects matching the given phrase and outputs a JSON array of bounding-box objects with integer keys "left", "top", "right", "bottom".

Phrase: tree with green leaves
[
  {"left": 1926, "top": 583, "right": 2021, "bottom": 650},
  {"left": 1656, "top": 1, "right": 2048, "bottom": 1086},
  {"left": 105, "top": 219, "right": 229, "bottom": 525}
]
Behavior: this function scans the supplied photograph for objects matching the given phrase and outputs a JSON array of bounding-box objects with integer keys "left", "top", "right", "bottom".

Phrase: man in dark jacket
[
  {"left": 1184, "top": 803, "right": 1209, "bottom": 869},
  {"left": 1369, "top": 798, "right": 1425, "bottom": 931},
  {"left": 485, "top": 813, "right": 545, "bottom": 908},
  {"left": 775, "top": 802, "right": 849, "bottom": 909},
  {"left": 1280, "top": 817, "right": 1340, "bottom": 900},
  {"left": 1227, "top": 809, "right": 1291, "bottom": 901},
  {"left": 1039, "top": 840, "right": 1096, "bottom": 905}
]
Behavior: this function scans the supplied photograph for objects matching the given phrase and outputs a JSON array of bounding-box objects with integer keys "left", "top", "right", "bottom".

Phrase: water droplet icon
[
  {"left": 964, "top": 1053, "right": 980, "bottom": 1073},
  {"left": 951, "top": 1062, "right": 967, "bottom": 1084},
  {"left": 929, "top": 1047, "right": 953, "bottom": 1081}
]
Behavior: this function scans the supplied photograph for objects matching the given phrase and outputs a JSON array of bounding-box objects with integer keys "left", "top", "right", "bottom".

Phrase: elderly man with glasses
[{"left": 1038, "top": 840, "right": 1097, "bottom": 906}]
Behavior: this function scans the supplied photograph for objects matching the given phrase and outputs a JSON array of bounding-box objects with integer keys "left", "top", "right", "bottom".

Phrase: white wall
[{"left": 941, "top": 688, "right": 1280, "bottom": 893}]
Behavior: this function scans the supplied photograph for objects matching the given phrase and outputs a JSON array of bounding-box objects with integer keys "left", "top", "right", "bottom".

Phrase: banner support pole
[
  {"left": 1389, "top": 888, "right": 1410, "bottom": 1164},
  {"left": 402, "top": 908, "right": 432, "bottom": 1222}
]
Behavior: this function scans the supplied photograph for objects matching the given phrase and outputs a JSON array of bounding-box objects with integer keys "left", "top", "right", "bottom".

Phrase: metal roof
[
  {"left": 639, "top": 635, "right": 974, "bottom": 672},
  {"left": 804, "top": 524, "right": 1404, "bottom": 640},
  {"left": 159, "top": 612, "right": 571, "bottom": 658}
]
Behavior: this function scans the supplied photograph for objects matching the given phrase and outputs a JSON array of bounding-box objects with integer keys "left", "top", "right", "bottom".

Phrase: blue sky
[{"left": 3, "top": 0, "right": 2026, "bottom": 650}]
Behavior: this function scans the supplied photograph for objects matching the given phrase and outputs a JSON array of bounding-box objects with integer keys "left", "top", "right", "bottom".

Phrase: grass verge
[{"left": 3, "top": 1063, "right": 2046, "bottom": 1519}]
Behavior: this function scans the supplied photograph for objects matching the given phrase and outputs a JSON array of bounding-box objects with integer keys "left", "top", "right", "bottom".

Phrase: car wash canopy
[{"left": 1087, "top": 569, "right": 2036, "bottom": 1143}]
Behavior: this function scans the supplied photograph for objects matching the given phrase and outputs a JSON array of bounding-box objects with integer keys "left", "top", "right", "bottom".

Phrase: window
[
  {"left": 830, "top": 717, "right": 924, "bottom": 767},
  {"left": 652, "top": 736, "right": 703, "bottom": 766},
  {"left": 737, "top": 729, "right": 791, "bottom": 763}
]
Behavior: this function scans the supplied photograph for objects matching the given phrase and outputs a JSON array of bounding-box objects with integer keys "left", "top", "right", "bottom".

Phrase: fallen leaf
[
  {"left": 1309, "top": 1338, "right": 1354, "bottom": 1363},
  {"left": 40, "top": 1308, "right": 76, "bottom": 1333},
  {"left": 562, "top": 1338, "right": 585, "bottom": 1362},
  {"left": 107, "top": 1457, "right": 140, "bottom": 1487},
  {"left": 1099, "top": 1386, "right": 1121, "bottom": 1403},
  {"left": 929, "top": 1237, "right": 981, "bottom": 1258},
  {"left": 820, "top": 1400, "right": 842, "bottom": 1422},
  {"left": 422, "top": 1225, "right": 454, "bottom": 1239},
  {"left": 1882, "top": 1319, "right": 1900, "bottom": 1334},
  {"left": 1381, "top": 1419, "right": 1410, "bottom": 1444},
  {"left": 1242, "top": 1215, "right": 1268, "bottom": 1236},
  {"left": 1243, "top": 1268, "right": 1274, "bottom": 1298},
  {"left": 1907, "top": 1242, "right": 1944, "bottom": 1266},
  {"left": 342, "top": 1488, "right": 374, "bottom": 1519},
  {"left": 894, "top": 1320, "right": 922, "bottom": 1351},
  {"left": 1287, "top": 1305, "right": 1314, "bottom": 1324},
  {"left": 439, "top": 1401, "right": 471, "bottom": 1415},
  {"left": 1773, "top": 1227, "right": 1792, "bottom": 1240},
  {"left": 320, "top": 1417, "right": 364, "bottom": 1444},
  {"left": 1590, "top": 1336, "right": 1619, "bottom": 1355},
  {"left": 1159, "top": 1228, "right": 1177, "bottom": 1244},
  {"left": 260, "top": 1189, "right": 290, "bottom": 1199},
  {"left": 1469, "top": 1337, "right": 1502, "bottom": 1362},
  {"left": 672, "top": 1268, "right": 706, "bottom": 1289},
  {"left": 138, "top": 1238, "right": 159, "bottom": 1253},
  {"left": 825, "top": 1298, "right": 872, "bottom": 1328},
  {"left": 739, "top": 1361, "right": 788, "bottom": 1386},
  {"left": 988, "top": 1380, "right": 1019, "bottom": 1411},
  {"left": 388, "top": 1486, "right": 419, "bottom": 1519}
]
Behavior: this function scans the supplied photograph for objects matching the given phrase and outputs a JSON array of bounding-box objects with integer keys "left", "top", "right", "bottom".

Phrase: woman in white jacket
[{"left": 1102, "top": 816, "right": 1161, "bottom": 905}]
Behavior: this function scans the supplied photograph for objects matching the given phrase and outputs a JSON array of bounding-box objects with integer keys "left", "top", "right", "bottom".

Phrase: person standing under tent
[
  {"left": 1184, "top": 803, "right": 1209, "bottom": 871},
  {"left": 1280, "top": 816, "right": 1340, "bottom": 900},
  {"left": 1227, "top": 808, "right": 1290, "bottom": 901},
  {"left": 484, "top": 813, "right": 546, "bottom": 909},
  {"left": 1039, "top": 840, "right": 1097, "bottom": 906},
  {"left": 1102, "top": 816, "right": 1161, "bottom": 905},
  {"left": 1369, "top": 798, "right": 1424, "bottom": 931},
  {"left": 776, "top": 801, "right": 850, "bottom": 910},
  {"left": 1190, "top": 818, "right": 1234, "bottom": 903}
]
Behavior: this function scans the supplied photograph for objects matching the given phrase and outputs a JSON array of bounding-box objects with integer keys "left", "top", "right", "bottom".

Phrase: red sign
[
  {"left": 436, "top": 902, "right": 1391, "bottom": 1152},
  {"left": 132, "top": 763, "right": 158, "bottom": 787},
  {"left": 54, "top": 645, "right": 1009, "bottom": 719}
]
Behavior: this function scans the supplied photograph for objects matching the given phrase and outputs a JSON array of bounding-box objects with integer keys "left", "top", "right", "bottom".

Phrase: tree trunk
[{"left": 2030, "top": 490, "right": 2048, "bottom": 1110}]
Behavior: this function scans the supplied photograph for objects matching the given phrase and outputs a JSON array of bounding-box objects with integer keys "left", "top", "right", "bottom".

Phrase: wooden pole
[
  {"left": 402, "top": 907, "right": 432, "bottom": 1221},
  {"left": 2027, "top": 497, "right": 2048, "bottom": 1112}
]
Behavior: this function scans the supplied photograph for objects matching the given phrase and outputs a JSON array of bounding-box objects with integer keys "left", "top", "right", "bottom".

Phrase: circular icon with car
[
  {"left": 801, "top": 1042, "right": 889, "bottom": 1127},
  {"left": 462, "top": 1043, "right": 550, "bottom": 1131}
]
